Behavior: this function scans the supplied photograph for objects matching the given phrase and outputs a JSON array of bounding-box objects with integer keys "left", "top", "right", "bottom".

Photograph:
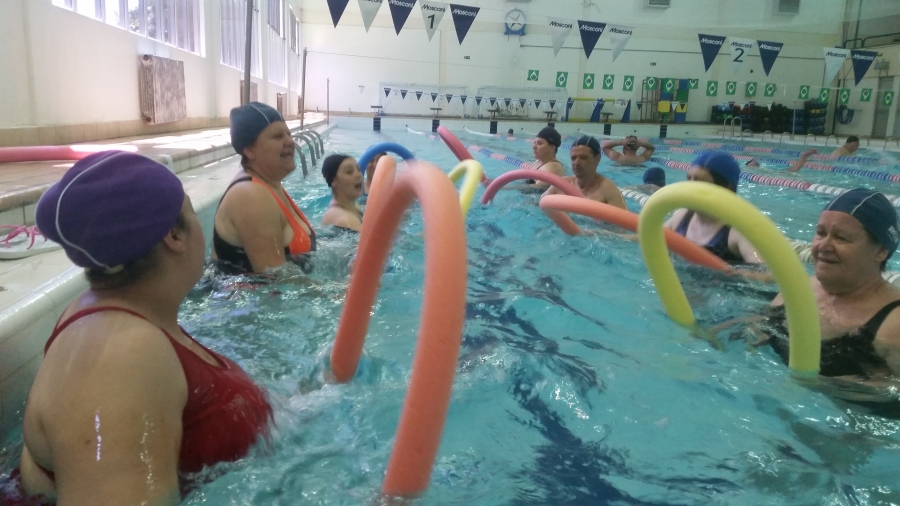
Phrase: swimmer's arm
[
  {"left": 601, "top": 141, "right": 622, "bottom": 160},
  {"left": 230, "top": 185, "right": 289, "bottom": 272},
  {"left": 874, "top": 308, "right": 900, "bottom": 376},
  {"left": 636, "top": 141, "right": 655, "bottom": 160},
  {"left": 322, "top": 208, "right": 363, "bottom": 232},
  {"left": 786, "top": 150, "right": 817, "bottom": 173},
  {"left": 662, "top": 209, "right": 687, "bottom": 231},
  {"left": 731, "top": 229, "right": 764, "bottom": 264},
  {"left": 44, "top": 320, "right": 184, "bottom": 505}
]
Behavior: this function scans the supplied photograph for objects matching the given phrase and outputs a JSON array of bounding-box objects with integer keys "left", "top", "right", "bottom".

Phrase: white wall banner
[
  {"left": 547, "top": 18, "right": 574, "bottom": 57},
  {"left": 823, "top": 47, "right": 850, "bottom": 84},
  {"left": 358, "top": 0, "right": 383, "bottom": 32},
  {"left": 607, "top": 25, "right": 634, "bottom": 62},
  {"left": 420, "top": 1, "right": 447, "bottom": 42},
  {"left": 728, "top": 37, "right": 754, "bottom": 74}
]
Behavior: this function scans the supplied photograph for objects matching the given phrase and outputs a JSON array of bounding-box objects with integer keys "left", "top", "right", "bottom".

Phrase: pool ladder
[
  {"left": 885, "top": 137, "right": 899, "bottom": 150},
  {"left": 824, "top": 134, "right": 838, "bottom": 147},
  {"left": 722, "top": 117, "right": 743, "bottom": 140},
  {"left": 291, "top": 129, "right": 325, "bottom": 177}
]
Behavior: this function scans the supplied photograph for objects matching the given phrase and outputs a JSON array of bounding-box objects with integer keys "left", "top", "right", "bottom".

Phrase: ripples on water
[{"left": 3, "top": 128, "right": 900, "bottom": 505}]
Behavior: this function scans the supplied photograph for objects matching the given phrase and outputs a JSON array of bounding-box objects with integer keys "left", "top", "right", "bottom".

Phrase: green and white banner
[
  {"left": 860, "top": 88, "right": 873, "bottom": 102},
  {"left": 764, "top": 83, "right": 776, "bottom": 97},
  {"left": 688, "top": 79, "right": 699, "bottom": 89},
  {"left": 602, "top": 74, "right": 615, "bottom": 90},
  {"left": 644, "top": 77, "right": 658, "bottom": 90},
  {"left": 583, "top": 73, "right": 595, "bottom": 89},
  {"left": 838, "top": 88, "right": 851, "bottom": 105},
  {"left": 745, "top": 82, "right": 757, "bottom": 97},
  {"left": 725, "top": 81, "right": 736, "bottom": 95},
  {"left": 818, "top": 87, "right": 831, "bottom": 102},
  {"left": 556, "top": 71, "right": 568, "bottom": 88},
  {"left": 527, "top": 69, "right": 540, "bottom": 81},
  {"left": 661, "top": 78, "right": 676, "bottom": 93},
  {"left": 886, "top": 91, "right": 896, "bottom": 107},
  {"left": 623, "top": 75, "right": 634, "bottom": 91},
  {"left": 798, "top": 85, "right": 810, "bottom": 100},
  {"left": 706, "top": 80, "right": 718, "bottom": 96}
]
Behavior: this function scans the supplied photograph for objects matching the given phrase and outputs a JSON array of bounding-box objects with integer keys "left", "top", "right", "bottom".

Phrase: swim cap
[
  {"left": 322, "top": 154, "right": 353, "bottom": 187},
  {"left": 824, "top": 188, "right": 900, "bottom": 258},
  {"left": 230, "top": 102, "right": 285, "bottom": 156},
  {"left": 572, "top": 136, "right": 601, "bottom": 156},
  {"left": 692, "top": 151, "right": 741, "bottom": 189},
  {"left": 35, "top": 151, "right": 184, "bottom": 270},
  {"left": 536, "top": 127, "right": 562, "bottom": 148},
  {"left": 643, "top": 167, "right": 666, "bottom": 187}
]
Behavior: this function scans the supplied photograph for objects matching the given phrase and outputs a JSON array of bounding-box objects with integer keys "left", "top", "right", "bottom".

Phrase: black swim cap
[
  {"left": 572, "top": 135, "right": 601, "bottom": 156},
  {"left": 825, "top": 188, "right": 900, "bottom": 258},
  {"left": 322, "top": 154, "right": 353, "bottom": 187},
  {"left": 536, "top": 127, "right": 562, "bottom": 148}
]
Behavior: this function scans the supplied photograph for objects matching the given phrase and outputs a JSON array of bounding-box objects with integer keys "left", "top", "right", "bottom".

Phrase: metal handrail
[
  {"left": 297, "top": 130, "right": 321, "bottom": 159},
  {"left": 731, "top": 118, "right": 743, "bottom": 139},
  {"left": 294, "top": 144, "right": 309, "bottom": 177},
  {"left": 293, "top": 132, "right": 318, "bottom": 165},
  {"left": 722, "top": 118, "right": 731, "bottom": 140},
  {"left": 764, "top": 130, "right": 773, "bottom": 140},
  {"left": 860, "top": 134, "right": 870, "bottom": 147},
  {"left": 804, "top": 133, "right": 817, "bottom": 145},
  {"left": 741, "top": 129, "right": 753, "bottom": 140},
  {"left": 825, "top": 134, "right": 838, "bottom": 147},
  {"left": 886, "top": 137, "right": 899, "bottom": 150},
  {"left": 843, "top": 31, "right": 900, "bottom": 49}
]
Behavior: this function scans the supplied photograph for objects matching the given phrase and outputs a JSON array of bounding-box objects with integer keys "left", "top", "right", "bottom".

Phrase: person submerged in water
[
  {"left": 664, "top": 151, "right": 762, "bottom": 264},
  {"left": 745, "top": 149, "right": 817, "bottom": 173},
  {"left": 526, "top": 127, "right": 567, "bottom": 190},
  {"left": 13, "top": 152, "right": 272, "bottom": 505},
  {"left": 762, "top": 188, "right": 900, "bottom": 380},
  {"left": 212, "top": 102, "right": 316, "bottom": 275},
  {"left": 631, "top": 166, "right": 666, "bottom": 195},
  {"left": 321, "top": 154, "right": 364, "bottom": 232},
  {"left": 602, "top": 135, "right": 656, "bottom": 166},
  {"left": 831, "top": 135, "right": 860, "bottom": 157},
  {"left": 544, "top": 136, "right": 627, "bottom": 209}
]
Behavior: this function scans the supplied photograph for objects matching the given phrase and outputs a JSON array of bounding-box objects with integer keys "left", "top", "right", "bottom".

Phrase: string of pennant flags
[
  {"left": 380, "top": 79, "right": 895, "bottom": 107},
  {"left": 327, "top": 0, "right": 890, "bottom": 96}
]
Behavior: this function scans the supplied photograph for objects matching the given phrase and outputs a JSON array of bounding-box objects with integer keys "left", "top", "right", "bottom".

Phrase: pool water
[{"left": 4, "top": 122, "right": 900, "bottom": 505}]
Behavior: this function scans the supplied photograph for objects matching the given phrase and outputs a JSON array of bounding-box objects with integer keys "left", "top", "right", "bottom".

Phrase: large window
[
  {"left": 267, "top": 0, "right": 286, "bottom": 86},
  {"left": 221, "top": 0, "right": 261, "bottom": 77},
  {"left": 51, "top": 0, "right": 201, "bottom": 54}
]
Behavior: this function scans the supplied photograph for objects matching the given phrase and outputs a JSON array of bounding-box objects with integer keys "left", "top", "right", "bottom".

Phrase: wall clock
[{"left": 504, "top": 9, "right": 526, "bottom": 36}]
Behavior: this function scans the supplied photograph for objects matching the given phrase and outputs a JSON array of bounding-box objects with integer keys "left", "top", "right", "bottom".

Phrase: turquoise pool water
[{"left": 4, "top": 122, "right": 900, "bottom": 505}]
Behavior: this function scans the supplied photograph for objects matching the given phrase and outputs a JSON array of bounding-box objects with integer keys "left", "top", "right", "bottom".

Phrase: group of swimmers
[{"left": 6, "top": 102, "right": 898, "bottom": 504}]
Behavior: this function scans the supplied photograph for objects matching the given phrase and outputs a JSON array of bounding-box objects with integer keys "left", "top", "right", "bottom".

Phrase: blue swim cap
[
  {"left": 643, "top": 166, "right": 666, "bottom": 187},
  {"left": 825, "top": 188, "right": 900, "bottom": 258},
  {"left": 691, "top": 151, "right": 741, "bottom": 190},
  {"left": 230, "top": 102, "right": 285, "bottom": 156}
]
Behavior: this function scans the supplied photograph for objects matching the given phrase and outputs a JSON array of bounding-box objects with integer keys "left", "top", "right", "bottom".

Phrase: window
[
  {"left": 267, "top": 0, "right": 287, "bottom": 86},
  {"left": 290, "top": 10, "right": 299, "bottom": 52},
  {"left": 51, "top": 0, "right": 201, "bottom": 54},
  {"left": 220, "top": 0, "right": 261, "bottom": 77}
]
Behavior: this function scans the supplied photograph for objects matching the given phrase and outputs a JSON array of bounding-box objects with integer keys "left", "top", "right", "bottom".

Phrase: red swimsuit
[{"left": 10, "top": 306, "right": 272, "bottom": 503}]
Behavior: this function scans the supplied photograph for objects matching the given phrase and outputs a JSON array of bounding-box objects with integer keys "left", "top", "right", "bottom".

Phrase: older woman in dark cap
[
  {"left": 212, "top": 102, "right": 316, "bottom": 275},
  {"left": 664, "top": 151, "right": 762, "bottom": 264},
  {"left": 12, "top": 152, "right": 271, "bottom": 505},
  {"left": 765, "top": 188, "right": 900, "bottom": 379},
  {"left": 320, "top": 154, "right": 363, "bottom": 232},
  {"left": 526, "top": 126, "right": 566, "bottom": 190}
]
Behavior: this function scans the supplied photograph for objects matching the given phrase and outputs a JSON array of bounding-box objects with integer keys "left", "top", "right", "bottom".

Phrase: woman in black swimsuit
[
  {"left": 764, "top": 188, "right": 900, "bottom": 380},
  {"left": 321, "top": 154, "right": 364, "bottom": 232}
]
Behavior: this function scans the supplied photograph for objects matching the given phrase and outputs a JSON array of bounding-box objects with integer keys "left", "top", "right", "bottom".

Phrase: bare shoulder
[
  {"left": 663, "top": 208, "right": 690, "bottom": 229},
  {"left": 543, "top": 160, "right": 566, "bottom": 175}
]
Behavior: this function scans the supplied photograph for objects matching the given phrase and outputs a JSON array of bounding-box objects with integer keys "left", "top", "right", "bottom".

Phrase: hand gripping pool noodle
[
  {"left": 330, "top": 161, "right": 468, "bottom": 497},
  {"left": 539, "top": 195, "right": 730, "bottom": 272},
  {"left": 357, "top": 142, "right": 416, "bottom": 179},
  {"left": 481, "top": 169, "right": 584, "bottom": 204},
  {"left": 637, "top": 181, "right": 821, "bottom": 374},
  {"left": 447, "top": 160, "right": 484, "bottom": 216}
]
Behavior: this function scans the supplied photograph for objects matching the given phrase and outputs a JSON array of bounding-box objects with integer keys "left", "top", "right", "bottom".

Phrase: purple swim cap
[{"left": 35, "top": 151, "right": 185, "bottom": 270}]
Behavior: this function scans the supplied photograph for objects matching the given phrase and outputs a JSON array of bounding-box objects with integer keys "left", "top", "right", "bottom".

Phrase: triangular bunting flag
[
  {"left": 534, "top": 99, "right": 542, "bottom": 108},
  {"left": 384, "top": 87, "right": 391, "bottom": 98},
  {"left": 729, "top": 37, "right": 753, "bottom": 74},
  {"left": 431, "top": 92, "right": 438, "bottom": 102},
  {"left": 698, "top": 34, "right": 726, "bottom": 72},
  {"left": 358, "top": 0, "right": 383, "bottom": 32},
  {"left": 416, "top": 91, "right": 423, "bottom": 100},
  {"left": 823, "top": 47, "right": 850, "bottom": 84},
  {"left": 475, "top": 96, "right": 483, "bottom": 106},
  {"left": 446, "top": 94, "right": 454, "bottom": 103},
  {"left": 519, "top": 99, "right": 527, "bottom": 107},
  {"left": 449, "top": 4, "right": 479, "bottom": 44},
  {"left": 327, "top": 0, "right": 351, "bottom": 27},
  {"left": 388, "top": 0, "right": 417, "bottom": 35},
  {"left": 489, "top": 98, "right": 496, "bottom": 107},
  {"left": 460, "top": 95, "right": 467, "bottom": 104},
  {"left": 577, "top": 20, "right": 606, "bottom": 59},
  {"left": 549, "top": 99, "right": 557, "bottom": 108},
  {"left": 421, "top": 1, "right": 447, "bottom": 42},
  {"left": 548, "top": 18, "right": 574, "bottom": 57},
  {"left": 400, "top": 89, "right": 408, "bottom": 99},
  {"left": 608, "top": 25, "right": 633, "bottom": 62},
  {"left": 851, "top": 50, "right": 878, "bottom": 86},
  {"left": 504, "top": 98, "right": 511, "bottom": 107},
  {"left": 757, "top": 40, "right": 783, "bottom": 76}
]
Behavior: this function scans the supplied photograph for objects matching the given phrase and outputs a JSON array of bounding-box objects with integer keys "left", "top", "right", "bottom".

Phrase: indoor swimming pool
[{"left": 4, "top": 120, "right": 900, "bottom": 505}]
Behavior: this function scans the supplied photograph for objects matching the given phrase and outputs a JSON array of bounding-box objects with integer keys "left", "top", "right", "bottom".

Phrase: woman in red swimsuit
[
  {"left": 212, "top": 102, "right": 316, "bottom": 275},
  {"left": 12, "top": 152, "right": 272, "bottom": 505}
]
